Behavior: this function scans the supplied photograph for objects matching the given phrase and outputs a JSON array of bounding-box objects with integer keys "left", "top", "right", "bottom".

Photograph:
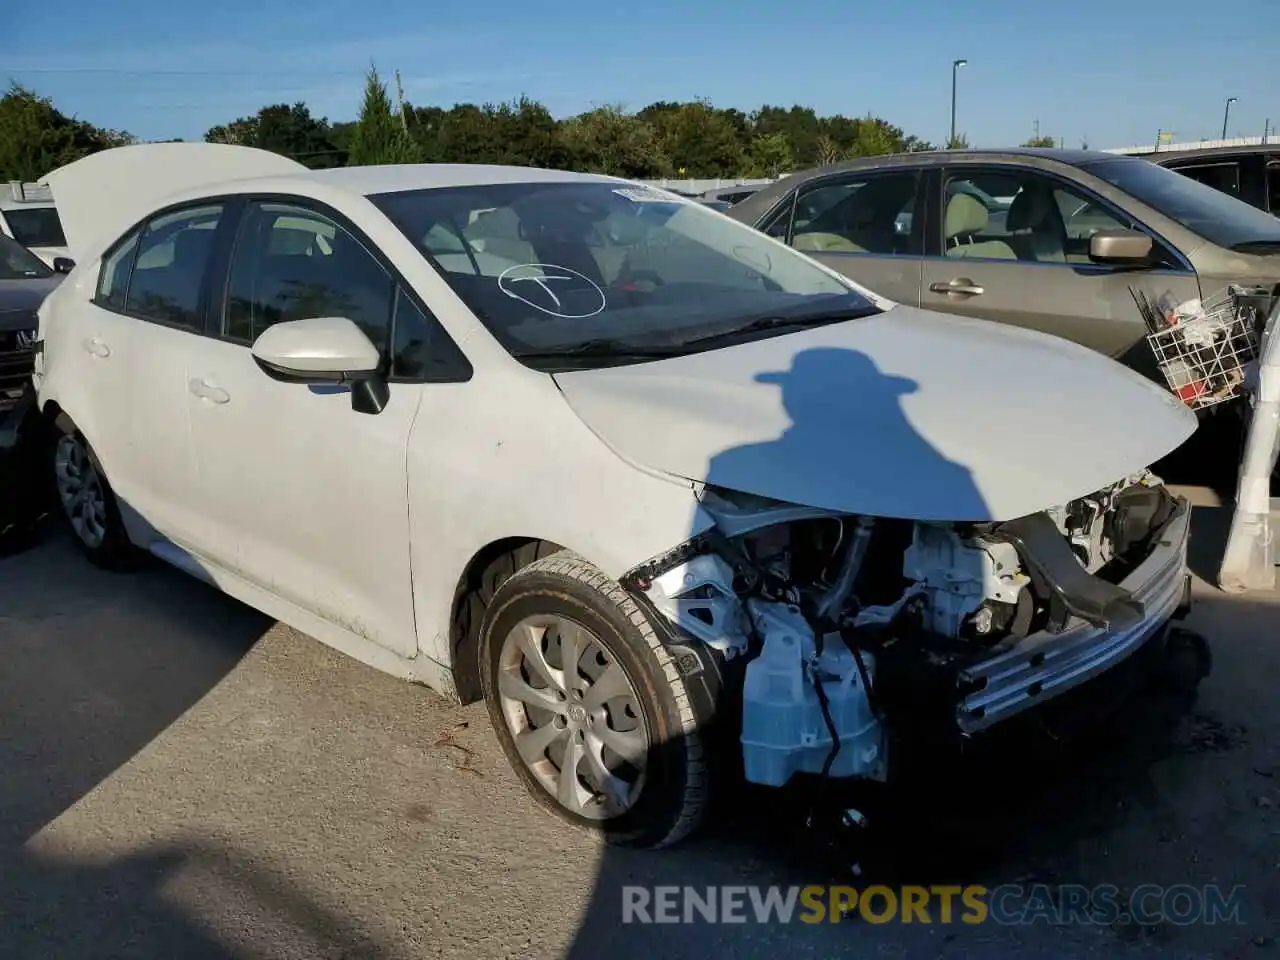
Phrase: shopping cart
[{"left": 1135, "top": 286, "right": 1262, "bottom": 410}]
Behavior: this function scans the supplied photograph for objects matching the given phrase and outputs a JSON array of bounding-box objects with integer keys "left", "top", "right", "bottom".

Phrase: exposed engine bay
[{"left": 623, "top": 471, "right": 1187, "bottom": 790}]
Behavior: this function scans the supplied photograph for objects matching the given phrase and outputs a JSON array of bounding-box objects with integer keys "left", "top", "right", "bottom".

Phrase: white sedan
[{"left": 32, "top": 144, "right": 1200, "bottom": 848}]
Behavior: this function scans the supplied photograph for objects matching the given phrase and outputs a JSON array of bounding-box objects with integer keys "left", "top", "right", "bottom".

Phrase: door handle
[
  {"left": 81, "top": 337, "right": 110, "bottom": 358},
  {"left": 929, "top": 279, "right": 985, "bottom": 297},
  {"left": 188, "top": 378, "right": 230, "bottom": 404}
]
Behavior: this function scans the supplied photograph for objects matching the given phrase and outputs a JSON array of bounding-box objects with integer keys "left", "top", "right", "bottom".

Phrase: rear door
[
  {"left": 920, "top": 164, "right": 1201, "bottom": 372},
  {"left": 760, "top": 169, "right": 925, "bottom": 305},
  {"left": 111, "top": 201, "right": 233, "bottom": 549}
]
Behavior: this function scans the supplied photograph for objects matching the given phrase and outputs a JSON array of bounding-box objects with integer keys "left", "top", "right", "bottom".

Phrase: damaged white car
[{"left": 33, "top": 144, "right": 1200, "bottom": 848}]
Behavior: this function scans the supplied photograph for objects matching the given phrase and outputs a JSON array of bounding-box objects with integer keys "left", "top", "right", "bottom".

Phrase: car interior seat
[
  {"left": 1005, "top": 186, "right": 1068, "bottom": 262},
  {"left": 792, "top": 231, "right": 865, "bottom": 253},
  {"left": 944, "top": 193, "right": 1017, "bottom": 260}
]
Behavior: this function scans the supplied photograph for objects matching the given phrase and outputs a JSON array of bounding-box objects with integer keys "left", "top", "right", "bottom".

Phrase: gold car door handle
[{"left": 930, "top": 280, "right": 985, "bottom": 297}]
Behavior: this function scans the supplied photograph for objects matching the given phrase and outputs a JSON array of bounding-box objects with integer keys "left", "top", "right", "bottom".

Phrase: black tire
[
  {"left": 51, "top": 421, "right": 143, "bottom": 571},
  {"left": 479, "top": 552, "right": 710, "bottom": 849}
]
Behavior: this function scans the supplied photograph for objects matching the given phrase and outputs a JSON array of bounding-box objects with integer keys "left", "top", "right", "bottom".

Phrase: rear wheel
[
  {"left": 479, "top": 552, "right": 710, "bottom": 848},
  {"left": 52, "top": 425, "right": 141, "bottom": 570}
]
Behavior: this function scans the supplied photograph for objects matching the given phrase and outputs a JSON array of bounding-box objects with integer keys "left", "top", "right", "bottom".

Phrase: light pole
[
  {"left": 1222, "top": 97, "right": 1237, "bottom": 140},
  {"left": 950, "top": 59, "right": 967, "bottom": 148}
]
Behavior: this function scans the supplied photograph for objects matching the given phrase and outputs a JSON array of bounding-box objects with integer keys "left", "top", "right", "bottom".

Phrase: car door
[
  {"left": 50, "top": 229, "right": 145, "bottom": 496},
  {"left": 760, "top": 169, "right": 925, "bottom": 306},
  {"left": 184, "top": 198, "right": 429, "bottom": 658},
  {"left": 60, "top": 206, "right": 224, "bottom": 545},
  {"left": 920, "top": 164, "right": 1201, "bottom": 372},
  {"left": 103, "top": 202, "right": 231, "bottom": 551}
]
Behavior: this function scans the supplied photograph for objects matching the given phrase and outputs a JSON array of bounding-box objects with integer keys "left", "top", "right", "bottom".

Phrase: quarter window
[
  {"left": 390, "top": 286, "right": 471, "bottom": 381},
  {"left": 224, "top": 202, "right": 393, "bottom": 352},
  {"left": 125, "top": 205, "right": 224, "bottom": 330},
  {"left": 788, "top": 173, "right": 920, "bottom": 256},
  {"left": 95, "top": 229, "right": 141, "bottom": 311}
]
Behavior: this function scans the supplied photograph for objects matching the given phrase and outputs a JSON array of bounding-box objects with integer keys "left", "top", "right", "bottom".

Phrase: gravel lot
[{"left": 1, "top": 500, "right": 1277, "bottom": 959}]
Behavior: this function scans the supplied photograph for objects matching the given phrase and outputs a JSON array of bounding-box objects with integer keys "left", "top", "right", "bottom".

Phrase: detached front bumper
[{"left": 957, "top": 498, "right": 1192, "bottom": 734}]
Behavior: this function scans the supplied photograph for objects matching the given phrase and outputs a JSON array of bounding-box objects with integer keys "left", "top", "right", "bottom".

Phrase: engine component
[
  {"left": 901, "top": 524, "right": 1030, "bottom": 640},
  {"left": 645, "top": 552, "right": 752, "bottom": 659},
  {"left": 814, "top": 517, "right": 875, "bottom": 626},
  {"left": 990, "top": 512, "right": 1145, "bottom": 630},
  {"left": 739, "top": 599, "right": 885, "bottom": 787}
]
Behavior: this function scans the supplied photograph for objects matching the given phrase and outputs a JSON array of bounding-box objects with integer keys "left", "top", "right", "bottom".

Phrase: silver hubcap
[
  {"left": 54, "top": 434, "right": 107, "bottom": 549},
  {"left": 497, "top": 614, "right": 649, "bottom": 820}
]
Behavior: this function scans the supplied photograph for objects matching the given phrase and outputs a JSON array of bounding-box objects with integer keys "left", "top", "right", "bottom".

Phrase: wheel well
[
  {"left": 41, "top": 400, "right": 71, "bottom": 433},
  {"left": 449, "top": 537, "right": 563, "bottom": 704}
]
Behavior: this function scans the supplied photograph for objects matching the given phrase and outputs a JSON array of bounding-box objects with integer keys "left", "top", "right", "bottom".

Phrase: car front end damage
[{"left": 620, "top": 471, "right": 1198, "bottom": 793}]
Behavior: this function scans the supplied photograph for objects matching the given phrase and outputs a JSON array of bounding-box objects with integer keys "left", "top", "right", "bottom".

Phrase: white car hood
[{"left": 552, "top": 305, "right": 1197, "bottom": 522}]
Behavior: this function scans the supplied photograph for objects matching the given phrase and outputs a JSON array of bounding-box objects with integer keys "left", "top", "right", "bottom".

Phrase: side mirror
[
  {"left": 251, "top": 316, "right": 389, "bottom": 414},
  {"left": 52, "top": 257, "right": 75, "bottom": 274},
  {"left": 1088, "top": 228, "right": 1153, "bottom": 264}
]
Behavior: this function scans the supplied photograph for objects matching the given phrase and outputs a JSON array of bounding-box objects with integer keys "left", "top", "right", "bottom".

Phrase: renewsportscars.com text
[{"left": 621, "top": 884, "right": 1248, "bottom": 926}]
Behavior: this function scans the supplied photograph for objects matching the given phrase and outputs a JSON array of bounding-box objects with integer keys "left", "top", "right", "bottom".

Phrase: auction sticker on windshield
[{"left": 612, "top": 187, "right": 686, "bottom": 204}]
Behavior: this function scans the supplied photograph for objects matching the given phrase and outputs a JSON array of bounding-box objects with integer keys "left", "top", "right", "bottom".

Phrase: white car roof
[
  {"left": 299, "top": 163, "right": 620, "bottom": 195},
  {"left": 40, "top": 143, "right": 630, "bottom": 260}
]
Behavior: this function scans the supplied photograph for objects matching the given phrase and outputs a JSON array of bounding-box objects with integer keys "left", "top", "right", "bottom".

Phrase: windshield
[
  {"left": 2, "top": 206, "right": 66, "bottom": 248},
  {"left": 0, "top": 233, "right": 52, "bottom": 280},
  {"left": 371, "top": 181, "right": 877, "bottom": 368},
  {"left": 1079, "top": 156, "right": 1280, "bottom": 250}
]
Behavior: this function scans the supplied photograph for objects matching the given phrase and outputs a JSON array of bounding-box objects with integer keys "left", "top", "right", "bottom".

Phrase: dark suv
[
  {"left": 1, "top": 233, "right": 62, "bottom": 539},
  {"left": 1143, "top": 145, "right": 1280, "bottom": 216}
]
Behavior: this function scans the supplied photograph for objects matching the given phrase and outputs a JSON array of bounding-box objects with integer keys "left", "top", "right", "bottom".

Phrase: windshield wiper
[
  {"left": 1231, "top": 240, "right": 1280, "bottom": 253},
  {"left": 517, "top": 338, "right": 685, "bottom": 362},
  {"left": 678, "top": 305, "right": 879, "bottom": 347}
]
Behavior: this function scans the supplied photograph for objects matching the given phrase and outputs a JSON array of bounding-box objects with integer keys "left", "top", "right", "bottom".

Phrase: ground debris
[{"left": 432, "top": 722, "right": 482, "bottom": 777}]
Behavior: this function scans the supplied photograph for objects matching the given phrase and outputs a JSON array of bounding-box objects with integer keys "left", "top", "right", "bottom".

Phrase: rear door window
[
  {"left": 787, "top": 172, "right": 921, "bottom": 256},
  {"left": 124, "top": 205, "right": 225, "bottom": 331}
]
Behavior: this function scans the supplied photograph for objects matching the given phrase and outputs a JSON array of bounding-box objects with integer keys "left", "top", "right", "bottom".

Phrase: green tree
[
  {"left": 403, "top": 104, "right": 446, "bottom": 161},
  {"left": 348, "top": 66, "right": 419, "bottom": 165},
  {"left": 815, "top": 133, "right": 842, "bottom": 165},
  {"left": 844, "top": 115, "right": 905, "bottom": 157},
  {"left": 0, "top": 83, "right": 133, "bottom": 181},
  {"left": 490, "top": 96, "right": 564, "bottom": 168},
  {"left": 640, "top": 100, "right": 743, "bottom": 177},
  {"left": 946, "top": 132, "right": 972, "bottom": 149},
  {"left": 436, "top": 103, "right": 502, "bottom": 163},
  {"left": 901, "top": 134, "right": 937, "bottom": 152},
  {"left": 751, "top": 105, "right": 822, "bottom": 166},
  {"left": 205, "top": 102, "right": 342, "bottom": 168},
  {"left": 744, "top": 131, "right": 792, "bottom": 177},
  {"left": 558, "top": 105, "right": 671, "bottom": 178},
  {"left": 1022, "top": 134, "right": 1056, "bottom": 148}
]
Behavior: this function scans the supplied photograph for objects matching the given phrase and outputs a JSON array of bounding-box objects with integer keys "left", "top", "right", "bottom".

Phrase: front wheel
[{"left": 478, "top": 553, "right": 711, "bottom": 848}]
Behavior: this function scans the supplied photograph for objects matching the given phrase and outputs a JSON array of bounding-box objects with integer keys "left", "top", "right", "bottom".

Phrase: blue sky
[{"left": 3, "top": 0, "right": 1278, "bottom": 150}]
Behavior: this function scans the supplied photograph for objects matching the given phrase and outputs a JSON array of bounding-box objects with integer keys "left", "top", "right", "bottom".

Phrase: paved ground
[{"left": 1, "top": 501, "right": 1278, "bottom": 959}]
